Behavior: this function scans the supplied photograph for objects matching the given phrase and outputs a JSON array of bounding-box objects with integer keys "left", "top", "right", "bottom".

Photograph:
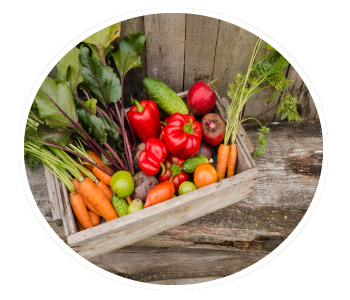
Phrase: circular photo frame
[{"left": 19, "top": 8, "right": 328, "bottom": 290}]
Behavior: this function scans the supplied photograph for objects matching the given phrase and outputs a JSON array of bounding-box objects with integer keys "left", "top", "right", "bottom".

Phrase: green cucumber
[
  {"left": 142, "top": 77, "right": 189, "bottom": 115},
  {"left": 183, "top": 155, "right": 209, "bottom": 173},
  {"left": 111, "top": 194, "right": 129, "bottom": 217}
]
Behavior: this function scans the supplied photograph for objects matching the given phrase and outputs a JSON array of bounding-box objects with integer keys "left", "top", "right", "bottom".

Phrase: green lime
[
  {"left": 110, "top": 171, "right": 134, "bottom": 198},
  {"left": 178, "top": 181, "right": 197, "bottom": 195}
]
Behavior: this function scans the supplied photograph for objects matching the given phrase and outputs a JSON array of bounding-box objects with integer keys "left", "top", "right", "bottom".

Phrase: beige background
[{"left": 0, "top": 0, "right": 350, "bottom": 299}]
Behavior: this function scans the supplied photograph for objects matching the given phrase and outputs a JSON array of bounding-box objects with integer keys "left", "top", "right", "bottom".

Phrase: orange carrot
[
  {"left": 88, "top": 211, "right": 100, "bottom": 226},
  {"left": 97, "top": 181, "right": 113, "bottom": 201},
  {"left": 216, "top": 144, "right": 231, "bottom": 180},
  {"left": 72, "top": 178, "right": 101, "bottom": 216},
  {"left": 86, "top": 150, "right": 105, "bottom": 166},
  {"left": 76, "top": 218, "right": 85, "bottom": 231},
  {"left": 80, "top": 177, "right": 118, "bottom": 221},
  {"left": 226, "top": 144, "right": 237, "bottom": 178},
  {"left": 69, "top": 191, "right": 93, "bottom": 229},
  {"left": 125, "top": 196, "right": 132, "bottom": 205},
  {"left": 93, "top": 164, "right": 112, "bottom": 186}
]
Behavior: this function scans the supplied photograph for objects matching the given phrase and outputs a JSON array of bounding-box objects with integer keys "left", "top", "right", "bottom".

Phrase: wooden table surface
[{"left": 26, "top": 120, "right": 323, "bottom": 285}]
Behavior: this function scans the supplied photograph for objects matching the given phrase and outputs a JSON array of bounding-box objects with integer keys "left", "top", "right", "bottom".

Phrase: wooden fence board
[
  {"left": 115, "top": 17, "right": 147, "bottom": 108},
  {"left": 275, "top": 64, "right": 317, "bottom": 121},
  {"left": 144, "top": 13, "right": 186, "bottom": 93},
  {"left": 183, "top": 14, "right": 219, "bottom": 90},
  {"left": 212, "top": 21, "right": 257, "bottom": 101},
  {"left": 243, "top": 41, "right": 288, "bottom": 122}
]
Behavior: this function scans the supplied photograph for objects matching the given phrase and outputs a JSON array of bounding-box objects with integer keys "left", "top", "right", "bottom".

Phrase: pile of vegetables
[{"left": 25, "top": 25, "right": 301, "bottom": 231}]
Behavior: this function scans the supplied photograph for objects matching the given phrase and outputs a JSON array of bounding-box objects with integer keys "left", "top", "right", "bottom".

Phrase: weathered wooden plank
[
  {"left": 43, "top": 166, "right": 62, "bottom": 226},
  {"left": 144, "top": 13, "right": 186, "bottom": 93},
  {"left": 26, "top": 120, "right": 321, "bottom": 251},
  {"left": 25, "top": 162, "right": 52, "bottom": 222},
  {"left": 68, "top": 167, "right": 259, "bottom": 259},
  {"left": 212, "top": 21, "right": 257, "bottom": 101},
  {"left": 115, "top": 17, "right": 147, "bottom": 108},
  {"left": 89, "top": 246, "right": 268, "bottom": 282},
  {"left": 275, "top": 64, "right": 318, "bottom": 121},
  {"left": 183, "top": 14, "right": 219, "bottom": 90},
  {"left": 242, "top": 41, "right": 288, "bottom": 122}
]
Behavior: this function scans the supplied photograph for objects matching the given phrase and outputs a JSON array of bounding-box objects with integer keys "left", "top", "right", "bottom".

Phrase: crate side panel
[{"left": 68, "top": 168, "right": 259, "bottom": 259}]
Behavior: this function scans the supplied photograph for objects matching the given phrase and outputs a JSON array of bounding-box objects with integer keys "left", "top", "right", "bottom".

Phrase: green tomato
[
  {"left": 178, "top": 181, "right": 197, "bottom": 195},
  {"left": 110, "top": 171, "right": 134, "bottom": 198},
  {"left": 128, "top": 199, "right": 144, "bottom": 214}
]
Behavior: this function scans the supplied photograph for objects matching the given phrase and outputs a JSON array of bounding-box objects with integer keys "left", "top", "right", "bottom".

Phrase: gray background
[{"left": 0, "top": 0, "right": 350, "bottom": 299}]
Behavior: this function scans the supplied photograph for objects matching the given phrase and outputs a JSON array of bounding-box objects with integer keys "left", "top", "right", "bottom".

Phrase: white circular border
[{"left": 19, "top": 7, "right": 327, "bottom": 291}]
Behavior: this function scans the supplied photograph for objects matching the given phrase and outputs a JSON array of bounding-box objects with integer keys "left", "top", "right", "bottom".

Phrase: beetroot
[
  {"left": 197, "top": 141, "right": 214, "bottom": 159},
  {"left": 201, "top": 113, "right": 226, "bottom": 146},
  {"left": 187, "top": 79, "right": 217, "bottom": 116}
]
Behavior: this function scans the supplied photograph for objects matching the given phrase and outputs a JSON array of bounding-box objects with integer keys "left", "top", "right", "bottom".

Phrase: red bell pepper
[
  {"left": 158, "top": 115, "right": 170, "bottom": 141},
  {"left": 158, "top": 154, "right": 189, "bottom": 194},
  {"left": 138, "top": 138, "right": 167, "bottom": 175},
  {"left": 162, "top": 113, "right": 202, "bottom": 159},
  {"left": 126, "top": 98, "right": 160, "bottom": 143}
]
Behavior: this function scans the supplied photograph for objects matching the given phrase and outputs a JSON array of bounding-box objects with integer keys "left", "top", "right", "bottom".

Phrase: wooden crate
[{"left": 44, "top": 91, "right": 259, "bottom": 259}]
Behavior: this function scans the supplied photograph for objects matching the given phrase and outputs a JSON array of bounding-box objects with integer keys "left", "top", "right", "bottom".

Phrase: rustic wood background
[
  {"left": 26, "top": 120, "right": 322, "bottom": 283},
  {"left": 112, "top": 13, "right": 318, "bottom": 121},
  {"left": 35, "top": 13, "right": 322, "bottom": 284}
]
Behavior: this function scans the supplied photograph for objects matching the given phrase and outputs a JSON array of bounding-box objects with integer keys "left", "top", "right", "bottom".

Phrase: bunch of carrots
[
  {"left": 25, "top": 139, "right": 119, "bottom": 231},
  {"left": 216, "top": 38, "right": 266, "bottom": 180}
]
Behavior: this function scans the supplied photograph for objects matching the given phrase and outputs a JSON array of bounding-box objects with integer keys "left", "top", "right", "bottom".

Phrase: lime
[
  {"left": 110, "top": 171, "right": 134, "bottom": 198},
  {"left": 178, "top": 181, "right": 197, "bottom": 195}
]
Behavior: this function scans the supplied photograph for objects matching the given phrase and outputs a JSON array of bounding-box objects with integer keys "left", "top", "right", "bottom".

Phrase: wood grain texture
[
  {"left": 25, "top": 162, "right": 52, "bottom": 222},
  {"left": 26, "top": 121, "right": 321, "bottom": 251},
  {"left": 115, "top": 17, "right": 147, "bottom": 108},
  {"left": 68, "top": 167, "right": 259, "bottom": 259},
  {"left": 275, "top": 64, "right": 318, "bottom": 121},
  {"left": 89, "top": 246, "right": 267, "bottom": 283},
  {"left": 242, "top": 41, "right": 288, "bottom": 122},
  {"left": 212, "top": 21, "right": 257, "bottom": 101},
  {"left": 144, "top": 13, "right": 186, "bottom": 93},
  {"left": 183, "top": 14, "right": 219, "bottom": 90},
  {"left": 43, "top": 167, "right": 62, "bottom": 226}
]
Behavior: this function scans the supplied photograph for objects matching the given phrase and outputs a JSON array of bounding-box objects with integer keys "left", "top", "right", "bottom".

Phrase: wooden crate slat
[
  {"left": 59, "top": 180, "right": 78, "bottom": 235},
  {"left": 43, "top": 166, "right": 62, "bottom": 224},
  {"left": 68, "top": 167, "right": 259, "bottom": 259}
]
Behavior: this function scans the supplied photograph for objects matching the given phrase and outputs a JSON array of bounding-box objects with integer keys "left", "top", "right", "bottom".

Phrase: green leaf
[
  {"left": 99, "top": 116, "right": 123, "bottom": 154},
  {"left": 35, "top": 77, "right": 78, "bottom": 128},
  {"left": 36, "top": 123, "right": 76, "bottom": 146},
  {"left": 112, "top": 31, "right": 145, "bottom": 79},
  {"left": 25, "top": 152, "right": 41, "bottom": 172},
  {"left": 76, "top": 103, "right": 107, "bottom": 145},
  {"left": 56, "top": 46, "right": 83, "bottom": 94},
  {"left": 254, "top": 126, "right": 270, "bottom": 157},
  {"left": 275, "top": 94, "right": 302, "bottom": 122},
  {"left": 55, "top": 64, "right": 68, "bottom": 81},
  {"left": 83, "top": 23, "right": 121, "bottom": 63},
  {"left": 101, "top": 151, "right": 117, "bottom": 166},
  {"left": 86, "top": 42, "right": 115, "bottom": 64},
  {"left": 84, "top": 98, "right": 97, "bottom": 114},
  {"left": 79, "top": 47, "right": 121, "bottom": 108}
]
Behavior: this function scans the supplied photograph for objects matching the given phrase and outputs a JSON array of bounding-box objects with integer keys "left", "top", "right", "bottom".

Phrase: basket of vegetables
[{"left": 25, "top": 24, "right": 294, "bottom": 259}]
